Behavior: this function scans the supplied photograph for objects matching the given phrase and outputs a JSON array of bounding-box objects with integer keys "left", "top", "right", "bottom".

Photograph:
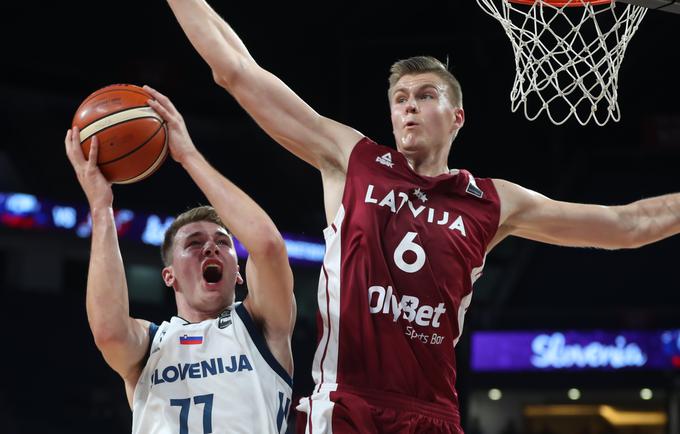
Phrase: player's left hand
[{"left": 64, "top": 128, "right": 113, "bottom": 210}]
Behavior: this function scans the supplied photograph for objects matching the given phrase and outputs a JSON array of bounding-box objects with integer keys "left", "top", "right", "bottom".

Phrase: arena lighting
[
  {"left": 0, "top": 191, "right": 325, "bottom": 265},
  {"left": 524, "top": 405, "right": 667, "bottom": 426},
  {"left": 488, "top": 389, "right": 502, "bottom": 401},
  {"left": 640, "top": 388, "right": 653, "bottom": 400},
  {"left": 567, "top": 388, "right": 581, "bottom": 400},
  {"left": 598, "top": 406, "right": 666, "bottom": 426}
]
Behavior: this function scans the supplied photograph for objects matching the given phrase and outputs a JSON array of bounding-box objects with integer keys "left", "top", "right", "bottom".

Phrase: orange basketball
[{"left": 72, "top": 84, "right": 168, "bottom": 184}]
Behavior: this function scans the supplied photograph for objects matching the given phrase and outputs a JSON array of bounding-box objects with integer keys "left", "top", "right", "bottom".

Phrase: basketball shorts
[{"left": 296, "top": 384, "right": 463, "bottom": 434}]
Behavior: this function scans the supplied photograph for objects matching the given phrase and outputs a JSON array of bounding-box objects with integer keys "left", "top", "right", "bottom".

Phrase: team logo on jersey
[
  {"left": 179, "top": 335, "right": 204, "bottom": 345},
  {"left": 218, "top": 308, "right": 233, "bottom": 329},
  {"left": 376, "top": 152, "right": 394, "bottom": 168},
  {"left": 413, "top": 188, "right": 428, "bottom": 203}
]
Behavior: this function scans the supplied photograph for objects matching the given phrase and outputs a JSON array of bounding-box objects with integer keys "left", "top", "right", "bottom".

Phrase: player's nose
[
  {"left": 405, "top": 98, "right": 419, "bottom": 113},
  {"left": 202, "top": 241, "right": 218, "bottom": 256}
]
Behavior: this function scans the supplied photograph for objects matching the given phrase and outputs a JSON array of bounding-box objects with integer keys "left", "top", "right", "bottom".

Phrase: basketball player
[
  {"left": 64, "top": 88, "right": 295, "bottom": 434},
  {"left": 166, "top": 1, "right": 680, "bottom": 432}
]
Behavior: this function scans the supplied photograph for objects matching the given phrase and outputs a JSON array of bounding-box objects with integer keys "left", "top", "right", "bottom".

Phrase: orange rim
[{"left": 509, "top": 0, "right": 612, "bottom": 6}]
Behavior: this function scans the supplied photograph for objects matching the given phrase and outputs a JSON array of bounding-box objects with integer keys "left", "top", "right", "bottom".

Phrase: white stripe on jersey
[
  {"left": 453, "top": 291, "right": 473, "bottom": 347},
  {"left": 298, "top": 206, "right": 345, "bottom": 432},
  {"left": 132, "top": 302, "right": 292, "bottom": 434},
  {"left": 311, "top": 205, "right": 344, "bottom": 389},
  {"left": 453, "top": 255, "right": 486, "bottom": 346},
  {"left": 296, "top": 384, "right": 337, "bottom": 434}
]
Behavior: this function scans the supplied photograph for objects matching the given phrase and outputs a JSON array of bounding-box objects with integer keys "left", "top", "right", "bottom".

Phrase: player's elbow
[
  {"left": 623, "top": 229, "right": 653, "bottom": 249},
  {"left": 213, "top": 69, "right": 234, "bottom": 91},
  {"left": 91, "top": 329, "right": 123, "bottom": 354},
  {"left": 602, "top": 206, "right": 646, "bottom": 249},
  {"left": 602, "top": 226, "right": 647, "bottom": 250},
  {"left": 251, "top": 228, "right": 288, "bottom": 259},
  {"left": 212, "top": 57, "right": 251, "bottom": 92},
  {"left": 617, "top": 211, "right": 653, "bottom": 249},
  {"left": 90, "top": 322, "right": 128, "bottom": 352}
]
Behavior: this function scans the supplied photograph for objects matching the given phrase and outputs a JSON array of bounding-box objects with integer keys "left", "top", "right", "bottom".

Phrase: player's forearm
[
  {"left": 85, "top": 206, "right": 133, "bottom": 345},
  {"left": 182, "top": 152, "right": 286, "bottom": 258},
  {"left": 167, "top": 0, "right": 254, "bottom": 82},
  {"left": 625, "top": 192, "right": 680, "bottom": 248}
]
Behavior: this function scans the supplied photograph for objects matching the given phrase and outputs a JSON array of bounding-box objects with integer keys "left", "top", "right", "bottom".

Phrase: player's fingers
[
  {"left": 88, "top": 135, "right": 99, "bottom": 168},
  {"left": 147, "top": 97, "right": 171, "bottom": 120},
  {"left": 64, "top": 129, "right": 75, "bottom": 161},
  {"left": 64, "top": 129, "right": 72, "bottom": 153},
  {"left": 144, "top": 85, "right": 180, "bottom": 114},
  {"left": 65, "top": 128, "right": 85, "bottom": 165},
  {"left": 144, "top": 85, "right": 169, "bottom": 105}
]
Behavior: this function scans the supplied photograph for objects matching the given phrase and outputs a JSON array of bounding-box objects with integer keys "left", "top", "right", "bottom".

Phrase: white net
[{"left": 476, "top": 0, "right": 647, "bottom": 125}]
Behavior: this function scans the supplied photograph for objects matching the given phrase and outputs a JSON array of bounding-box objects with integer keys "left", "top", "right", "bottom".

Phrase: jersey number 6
[{"left": 394, "top": 232, "right": 426, "bottom": 273}]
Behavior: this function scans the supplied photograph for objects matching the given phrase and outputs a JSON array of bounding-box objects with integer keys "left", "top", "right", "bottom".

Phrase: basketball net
[{"left": 476, "top": 0, "right": 647, "bottom": 126}]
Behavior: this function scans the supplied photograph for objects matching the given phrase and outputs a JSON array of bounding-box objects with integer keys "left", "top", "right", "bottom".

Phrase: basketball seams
[
  {"left": 98, "top": 122, "right": 166, "bottom": 167},
  {"left": 116, "top": 126, "right": 169, "bottom": 184}
]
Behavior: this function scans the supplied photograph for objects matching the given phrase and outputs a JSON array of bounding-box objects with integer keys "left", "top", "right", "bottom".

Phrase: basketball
[{"left": 72, "top": 84, "right": 168, "bottom": 184}]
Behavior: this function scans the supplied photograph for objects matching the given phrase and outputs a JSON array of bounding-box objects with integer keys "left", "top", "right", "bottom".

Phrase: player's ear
[
  {"left": 450, "top": 107, "right": 465, "bottom": 133},
  {"left": 162, "top": 266, "right": 175, "bottom": 287},
  {"left": 455, "top": 107, "right": 465, "bottom": 128},
  {"left": 236, "top": 265, "right": 244, "bottom": 285}
]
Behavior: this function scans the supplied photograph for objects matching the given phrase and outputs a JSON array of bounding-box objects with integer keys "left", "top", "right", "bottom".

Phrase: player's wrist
[
  {"left": 89, "top": 202, "right": 114, "bottom": 219},
  {"left": 177, "top": 147, "right": 204, "bottom": 168}
]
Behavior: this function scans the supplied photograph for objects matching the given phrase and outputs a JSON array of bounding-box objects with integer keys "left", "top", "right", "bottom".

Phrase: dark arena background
[{"left": 1, "top": 1, "right": 679, "bottom": 433}]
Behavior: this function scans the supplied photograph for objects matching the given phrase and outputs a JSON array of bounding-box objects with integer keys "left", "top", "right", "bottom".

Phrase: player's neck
[
  {"left": 399, "top": 141, "right": 452, "bottom": 177},
  {"left": 176, "top": 304, "right": 230, "bottom": 323},
  {"left": 404, "top": 155, "right": 451, "bottom": 177}
]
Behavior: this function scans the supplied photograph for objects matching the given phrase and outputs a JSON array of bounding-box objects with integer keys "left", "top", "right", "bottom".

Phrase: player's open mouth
[{"left": 202, "top": 261, "right": 223, "bottom": 284}]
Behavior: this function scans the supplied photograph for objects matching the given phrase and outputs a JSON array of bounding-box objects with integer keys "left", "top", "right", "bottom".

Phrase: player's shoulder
[
  {"left": 347, "top": 137, "right": 403, "bottom": 172},
  {"left": 489, "top": 178, "right": 534, "bottom": 200}
]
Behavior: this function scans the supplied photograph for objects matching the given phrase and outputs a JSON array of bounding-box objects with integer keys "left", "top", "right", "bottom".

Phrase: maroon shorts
[{"left": 296, "top": 385, "right": 462, "bottom": 434}]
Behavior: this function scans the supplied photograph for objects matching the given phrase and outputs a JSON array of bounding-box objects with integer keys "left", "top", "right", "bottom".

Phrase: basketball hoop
[{"left": 476, "top": 0, "right": 647, "bottom": 125}]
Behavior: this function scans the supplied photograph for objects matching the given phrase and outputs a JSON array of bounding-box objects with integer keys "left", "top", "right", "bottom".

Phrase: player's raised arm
[
  {"left": 64, "top": 129, "right": 150, "bottom": 401},
  {"left": 492, "top": 179, "right": 680, "bottom": 250},
  {"left": 166, "top": 0, "right": 362, "bottom": 174},
  {"left": 146, "top": 87, "right": 295, "bottom": 371}
]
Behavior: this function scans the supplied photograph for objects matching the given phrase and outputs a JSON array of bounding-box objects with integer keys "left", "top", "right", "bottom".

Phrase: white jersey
[{"left": 132, "top": 302, "right": 292, "bottom": 434}]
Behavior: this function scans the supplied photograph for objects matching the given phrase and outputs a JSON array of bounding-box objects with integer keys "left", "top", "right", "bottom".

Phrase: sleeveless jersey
[
  {"left": 132, "top": 302, "right": 293, "bottom": 434},
  {"left": 309, "top": 137, "right": 500, "bottom": 415}
]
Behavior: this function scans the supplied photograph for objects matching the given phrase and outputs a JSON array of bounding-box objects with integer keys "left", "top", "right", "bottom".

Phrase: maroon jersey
[{"left": 303, "top": 137, "right": 500, "bottom": 428}]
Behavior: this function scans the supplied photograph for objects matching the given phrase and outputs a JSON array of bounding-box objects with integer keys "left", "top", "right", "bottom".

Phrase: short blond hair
[{"left": 388, "top": 56, "right": 463, "bottom": 108}]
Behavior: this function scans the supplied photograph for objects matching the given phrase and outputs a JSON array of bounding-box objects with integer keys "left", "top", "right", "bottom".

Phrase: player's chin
[{"left": 398, "top": 138, "right": 426, "bottom": 155}]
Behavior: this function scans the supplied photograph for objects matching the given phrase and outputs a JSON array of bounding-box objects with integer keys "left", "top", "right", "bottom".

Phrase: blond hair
[{"left": 388, "top": 56, "right": 463, "bottom": 108}]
